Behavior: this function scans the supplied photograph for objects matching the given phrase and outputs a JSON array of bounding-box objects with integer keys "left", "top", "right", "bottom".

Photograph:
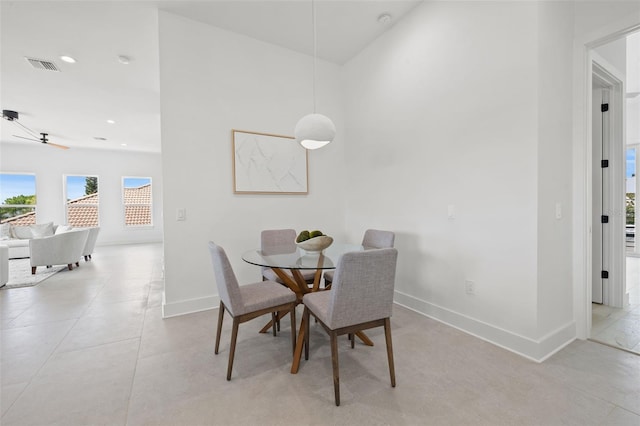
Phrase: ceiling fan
[
  {"left": 13, "top": 132, "right": 70, "bottom": 150},
  {"left": 2, "top": 109, "right": 70, "bottom": 150}
]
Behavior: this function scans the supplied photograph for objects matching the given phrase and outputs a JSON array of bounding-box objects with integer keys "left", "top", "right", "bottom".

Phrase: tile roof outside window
[{"left": 2, "top": 185, "right": 151, "bottom": 227}]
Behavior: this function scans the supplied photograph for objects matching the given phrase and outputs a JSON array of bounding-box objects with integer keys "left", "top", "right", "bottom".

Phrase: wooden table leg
[
  {"left": 355, "top": 330, "right": 374, "bottom": 346},
  {"left": 259, "top": 310, "right": 289, "bottom": 334},
  {"left": 291, "top": 314, "right": 306, "bottom": 374}
]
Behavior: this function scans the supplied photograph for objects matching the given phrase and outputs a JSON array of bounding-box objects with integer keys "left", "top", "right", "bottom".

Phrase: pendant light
[{"left": 295, "top": 0, "right": 336, "bottom": 150}]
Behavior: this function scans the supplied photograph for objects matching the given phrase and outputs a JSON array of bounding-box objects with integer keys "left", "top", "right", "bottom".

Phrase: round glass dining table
[
  {"left": 242, "top": 243, "right": 364, "bottom": 272},
  {"left": 242, "top": 242, "right": 373, "bottom": 373}
]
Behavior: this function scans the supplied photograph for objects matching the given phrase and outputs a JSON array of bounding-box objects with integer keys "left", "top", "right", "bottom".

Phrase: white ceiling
[{"left": 0, "top": 0, "right": 420, "bottom": 153}]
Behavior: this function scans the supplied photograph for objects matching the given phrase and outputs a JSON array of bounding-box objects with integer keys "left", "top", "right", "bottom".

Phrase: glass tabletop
[{"left": 242, "top": 243, "right": 364, "bottom": 270}]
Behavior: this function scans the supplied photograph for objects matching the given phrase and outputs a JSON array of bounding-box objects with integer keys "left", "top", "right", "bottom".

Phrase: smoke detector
[{"left": 377, "top": 13, "right": 392, "bottom": 25}]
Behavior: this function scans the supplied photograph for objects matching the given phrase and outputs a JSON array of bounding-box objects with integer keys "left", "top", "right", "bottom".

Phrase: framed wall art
[{"left": 232, "top": 129, "right": 309, "bottom": 194}]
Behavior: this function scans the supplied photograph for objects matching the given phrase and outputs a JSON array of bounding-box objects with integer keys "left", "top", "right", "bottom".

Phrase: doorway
[{"left": 589, "top": 32, "right": 640, "bottom": 355}]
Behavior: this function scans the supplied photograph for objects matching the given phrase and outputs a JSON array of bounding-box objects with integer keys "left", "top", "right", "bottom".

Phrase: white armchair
[
  {"left": 29, "top": 229, "right": 89, "bottom": 274},
  {"left": 81, "top": 227, "right": 100, "bottom": 261}
]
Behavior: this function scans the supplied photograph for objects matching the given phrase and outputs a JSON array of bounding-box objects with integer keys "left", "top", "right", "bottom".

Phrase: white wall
[
  {"left": 0, "top": 142, "right": 164, "bottom": 245},
  {"left": 535, "top": 1, "right": 575, "bottom": 346},
  {"left": 158, "top": 12, "right": 346, "bottom": 317},
  {"left": 344, "top": 1, "right": 544, "bottom": 354}
]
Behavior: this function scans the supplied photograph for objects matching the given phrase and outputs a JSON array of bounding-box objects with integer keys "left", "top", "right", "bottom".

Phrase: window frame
[
  {"left": 64, "top": 174, "right": 100, "bottom": 227},
  {"left": 0, "top": 172, "right": 37, "bottom": 224},
  {"left": 121, "top": 176, "right": 153, "bottom": 228}
]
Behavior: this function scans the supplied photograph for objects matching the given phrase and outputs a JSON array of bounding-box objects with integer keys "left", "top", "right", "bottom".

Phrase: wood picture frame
[{"left": 232, "top": 129, "right": 309, "bottom": 194}]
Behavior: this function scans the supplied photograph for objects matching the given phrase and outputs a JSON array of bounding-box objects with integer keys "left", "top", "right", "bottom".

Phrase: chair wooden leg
[
  {"left": 215, "top": 301, "right": 224, "bottom": 355},
  {"left": 290, "top": 305, "right": 296, "bottom": 354},
  {"left": 271, "top": 312, "right": 277, "bottom": 336},
  {"left": 304, "top": 307, "right": 310, "bottom": 361},
  {"left": 350, "top": 333, "right": 355, "bottom": 349},
  {"left": 330, "top": 331, "right": 340, "bottom": 406},
  {"left": 384, "top": 318, "right": 396, "bottom": 388},
  {"left": 31, "top": 266, "right": 36, "bottom": 275},
  {"left": 227, "top": 318, "right": 239, "bottom": 381}
]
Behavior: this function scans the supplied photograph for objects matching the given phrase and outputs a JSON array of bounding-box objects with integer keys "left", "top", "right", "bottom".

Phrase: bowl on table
[{"left": 295, "top": 235, "right": 334, "bottom": 253}]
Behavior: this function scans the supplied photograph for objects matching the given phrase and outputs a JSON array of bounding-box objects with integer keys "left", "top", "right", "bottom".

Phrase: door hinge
[
  {"left": 601, "top": 159, "right": 609, "bottom": 168},
  {"left": 601, "top": 270, "right": 609, "bottom": 279},
  {"left": 601, "top": 215, "right": 609, "bottom": 223},
  {"left": 601, "top": 103, "right": 609, "bottom": 112}
]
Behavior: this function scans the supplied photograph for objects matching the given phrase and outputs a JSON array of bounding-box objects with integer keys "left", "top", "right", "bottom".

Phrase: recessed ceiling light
[
  {"left": 117, "top": 55, "right": 130, "bottom": 65},
  {"left": 93, "top": 137, "right": 107, "bottom": 141},
  {"left": 106, "top": 119, "right": 115, "bottom": 124},
  {"left": 377, "top": 13, "right": 392, "bottom": 25},
  {"left": 121, "top": 143, "right": 128, "bottom": 147},
  {"left": 60, "top": 55, "right": 76, "bottom": 63}
]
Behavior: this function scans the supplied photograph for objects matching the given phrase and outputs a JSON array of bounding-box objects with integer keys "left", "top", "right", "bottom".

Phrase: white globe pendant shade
[{"left": 294, "top": 113, "right": 336, "bottom": 150}]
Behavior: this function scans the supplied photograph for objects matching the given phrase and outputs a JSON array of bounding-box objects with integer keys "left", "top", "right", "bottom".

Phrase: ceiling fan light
[{"left": 294, "top": 113, "right": 335, "bottom": 150}]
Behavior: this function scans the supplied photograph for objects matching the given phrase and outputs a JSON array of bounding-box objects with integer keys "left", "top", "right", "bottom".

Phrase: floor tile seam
[
  {"left": 0, "top": 310, "right": 85, "bottom": 418},
  {"left": 1, "top": 317, "right": 82, "bottom": 332},
  {"left": 123, "top": 273, "right": 154, "bottom": 425},
  {"left": 609, "top": 403, "right": 640, "bottom": 417},
  {"left": 560, "top": 377, "right": 638, "bottom": 414},
  {"left": 3, "top": 305, "right": 36, "bottom": 328},
  {"left": 588, "top": 337, "right": 640, "bottom": 356}
]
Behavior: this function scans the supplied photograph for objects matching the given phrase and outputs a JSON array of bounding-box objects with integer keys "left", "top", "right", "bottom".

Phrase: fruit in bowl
[{"left": 296, "top": 230, "right": 333, "bottom": 252}]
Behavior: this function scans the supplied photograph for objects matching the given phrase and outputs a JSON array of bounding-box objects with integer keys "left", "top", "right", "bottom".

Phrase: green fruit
[
  {"left": 309, "top": 230, "right": 323, "bottom": 238},
  {"left": 296, "top": 230, "right": 310, "bottom": 243}
]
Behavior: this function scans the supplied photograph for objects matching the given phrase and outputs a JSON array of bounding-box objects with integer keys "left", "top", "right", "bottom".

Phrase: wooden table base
[{"left": 256, "top": 261, "right": 373, "bottom": 373}]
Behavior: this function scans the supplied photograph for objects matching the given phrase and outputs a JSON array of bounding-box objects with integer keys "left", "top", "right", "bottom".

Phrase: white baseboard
[
  {"left": 162, "top": 292, "right": 219, "bottom": 318},
  {"left": 394, "top": 290, "right": 575, "bottom": 362}
]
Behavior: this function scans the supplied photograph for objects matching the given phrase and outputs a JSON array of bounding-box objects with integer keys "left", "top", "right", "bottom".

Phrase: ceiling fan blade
[
  {"left": 12, "top": 134, "right": 40, "bottom": 142},
  {"left": 14, "top": 120, "right": 41, "bottom": 138},
  {"left": 12, "top": 134, "right": 70, "bottom": 149},
  {"left": 44, "top": 141, "right": 70, "bottom": 150}
]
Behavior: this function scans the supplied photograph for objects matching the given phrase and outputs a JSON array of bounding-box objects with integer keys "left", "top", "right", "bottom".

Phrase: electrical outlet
[
  {"left": 465, "top": 280, "right": 475, "bottom": 295},
  {"left": 176, "top": 208, "right": 186, "bottom": 221}
]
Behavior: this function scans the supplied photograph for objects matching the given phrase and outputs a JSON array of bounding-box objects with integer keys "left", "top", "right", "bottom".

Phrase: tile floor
[
  {"left": 1, "top": 243, "right": 640, "bottom": 425},
  {"left": 591, "top": 256, "right": 640, "bottom": 354}
]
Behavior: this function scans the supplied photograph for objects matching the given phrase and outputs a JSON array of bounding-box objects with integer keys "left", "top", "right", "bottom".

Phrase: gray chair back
[
  {"left": 260, "top": 229, "right": 297, "bottom": 273},
  {"left": 208, "top": 242, "right": 243, "bottom": 316},
  {"left": 327, "top": 248, "right": 398, "bottom": 329},
  {"left": 362, "top": 229, "right": 395, "bottom": 249},
  {"left": 261, "top": 229, "right": 296, "bottom": 252}
]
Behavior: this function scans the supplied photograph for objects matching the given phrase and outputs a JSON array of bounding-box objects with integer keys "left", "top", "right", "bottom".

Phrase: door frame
[
  {"left": 591, "top": 57, "right": 626, "bottom": 309},
  {"left": 575, "top": 26, "right": 638, "bottom": 340}
]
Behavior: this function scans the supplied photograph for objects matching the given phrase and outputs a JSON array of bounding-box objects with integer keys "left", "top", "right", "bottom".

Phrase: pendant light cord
[{"left": 312, "top": 0, "right": 317, "bottom": 113}]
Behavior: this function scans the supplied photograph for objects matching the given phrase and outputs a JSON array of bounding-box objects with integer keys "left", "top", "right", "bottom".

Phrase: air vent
[{"left": 25, "top": 57, "right": 60, "bottom": 72}]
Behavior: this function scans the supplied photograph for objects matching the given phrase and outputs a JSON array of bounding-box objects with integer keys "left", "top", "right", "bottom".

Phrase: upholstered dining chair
[
  {"left": 301, "top": 248, "right": 398, "bottom": 406},
  {"left": 208, "top": 242, "right": 297, "bottom": 381},
  {"left": 323, "top": 229, "right": 395, "bottom": 288},
  {"left": 261, "top": 229, "right": 316, "bottom": 285}
]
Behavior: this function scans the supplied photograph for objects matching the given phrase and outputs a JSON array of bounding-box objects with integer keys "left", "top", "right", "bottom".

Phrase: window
[
  {"left": 65, "top": 175, "right": 99, "bottom": 227},
  {"left": 0, "top": 173, "right": 37, "bottom": 224},
  {"left": 122, "top": 177, "right": 152, "bottom": 226}
]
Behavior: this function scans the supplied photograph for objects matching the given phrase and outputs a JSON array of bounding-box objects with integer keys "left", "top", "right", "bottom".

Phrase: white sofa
[
  {"left": 0, "top": 222, "right": 68, "bottom": 259},
  {"left": 0, "top": 245, "right": 8, "bottom": 287},
  {"left": 30, "top": 229, "right": 89, "bottom": 274},
  {"left": 82, "top": 227, "right": 100, "bottom": 261}
]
